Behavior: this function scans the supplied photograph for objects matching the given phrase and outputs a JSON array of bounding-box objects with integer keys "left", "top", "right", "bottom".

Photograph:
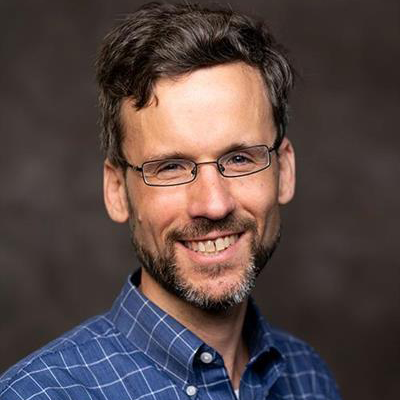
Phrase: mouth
[{"left": 181, "top": 234, "right": 240, "bottom": 256}]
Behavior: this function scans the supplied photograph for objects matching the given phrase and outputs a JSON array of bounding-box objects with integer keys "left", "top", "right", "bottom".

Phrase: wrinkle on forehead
[{"left": 120, "top": 62, "right": 275, "bottom": 160}]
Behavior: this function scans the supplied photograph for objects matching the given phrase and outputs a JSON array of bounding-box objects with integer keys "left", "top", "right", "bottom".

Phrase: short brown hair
[{"left": 96, "top": 1, "right": 294, "bottom": 167}]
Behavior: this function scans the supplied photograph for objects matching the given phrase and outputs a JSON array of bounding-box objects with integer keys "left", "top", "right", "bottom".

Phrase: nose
[{"left": 187, "top": 163, "right": 235, "bottom": 220}]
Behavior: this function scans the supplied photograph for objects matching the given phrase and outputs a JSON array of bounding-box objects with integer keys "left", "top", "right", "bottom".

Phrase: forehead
[{"left": 121, "top": 62, "right": 276, "bottom": 161}]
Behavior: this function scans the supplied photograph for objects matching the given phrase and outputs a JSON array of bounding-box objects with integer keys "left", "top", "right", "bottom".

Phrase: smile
[{"left": 183, "top": 234, "right": 240, "bottom": 256}]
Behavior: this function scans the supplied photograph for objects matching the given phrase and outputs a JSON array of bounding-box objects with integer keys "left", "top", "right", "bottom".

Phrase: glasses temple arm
[
  {"left": 270, "top": 123, "right": 286, "bottom": 152},
  {"left": 121, "top": 159, "right": 143, "bottom": 172}
]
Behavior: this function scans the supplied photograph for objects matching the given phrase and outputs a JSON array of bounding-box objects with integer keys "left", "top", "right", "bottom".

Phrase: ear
[
  {"left": 277, "top": 137, "right": 296, "bottom": 205},
  {"left": 103, "top": 159, "right": 130, "bottom": 223}
]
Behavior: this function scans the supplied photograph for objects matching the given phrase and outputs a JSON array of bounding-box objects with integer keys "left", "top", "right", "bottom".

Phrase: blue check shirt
[{"left": 0, "top": 270, "right": 341, "bottom": 399}]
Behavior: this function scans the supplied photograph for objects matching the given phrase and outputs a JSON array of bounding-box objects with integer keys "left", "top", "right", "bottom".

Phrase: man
[{"left": 0, "top": 2, "right": 341, "bottom": 399}]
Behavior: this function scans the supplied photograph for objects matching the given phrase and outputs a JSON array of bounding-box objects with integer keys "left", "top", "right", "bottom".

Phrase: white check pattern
[{"left": 0, "top": 270, "right": 341, "bottom": 399}]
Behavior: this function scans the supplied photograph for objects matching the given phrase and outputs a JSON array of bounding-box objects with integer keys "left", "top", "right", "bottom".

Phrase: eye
[
  {"left": 152, "top": 159, "right": 191, "bottom": 178},
  {"left": 157, "top": 162, "right": 184, "bottom": 172},
  {"left": 226, "top": 153, "right": 254, "bottom": 165},
  {"left": 220, "top": 148, "right": 263, "bottom": 175}
]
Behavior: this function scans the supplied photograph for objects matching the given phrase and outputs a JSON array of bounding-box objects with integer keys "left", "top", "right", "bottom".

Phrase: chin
[
  {"left": 170, "top": 260, "right": 257, "bottom": 312},
  {"left": 134, "top": 221, "right": 281, "bottom": 312}
]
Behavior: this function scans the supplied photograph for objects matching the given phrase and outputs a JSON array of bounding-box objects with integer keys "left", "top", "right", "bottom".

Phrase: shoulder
[
  {"left": 270, "top": 327, "right": 342, "bottom": 399},
  {"left": 0, "top": 313, "right": 125, "bottom": 399}
]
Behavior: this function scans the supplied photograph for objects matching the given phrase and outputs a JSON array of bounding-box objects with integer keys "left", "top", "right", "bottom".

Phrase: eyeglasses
[{"left": 123, "top": 143, "right": 280, "bottom": 187}]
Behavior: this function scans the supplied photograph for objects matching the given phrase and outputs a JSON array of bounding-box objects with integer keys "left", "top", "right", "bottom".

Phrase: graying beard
[
  {"left": 174, "top": 258, "right": 258, "bottom": 311},
  {"left": 124, "top": 182, "right": 278, "bottom": 312},
  {"left": 134, "top": 236, "right": 260, "bottom": 312}
]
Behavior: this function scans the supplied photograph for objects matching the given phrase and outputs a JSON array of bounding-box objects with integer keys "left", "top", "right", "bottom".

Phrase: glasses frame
[{"left": 122, "top": 138, "right": 282, "bottom": 187}]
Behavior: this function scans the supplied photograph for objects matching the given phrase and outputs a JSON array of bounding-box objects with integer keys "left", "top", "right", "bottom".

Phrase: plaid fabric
[{"left": 0, "top": 270, "right": 341, "bottom": 399}]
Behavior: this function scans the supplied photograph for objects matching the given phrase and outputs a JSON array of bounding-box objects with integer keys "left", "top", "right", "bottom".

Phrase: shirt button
[
  {"left": 186, "top": 385, "right": 197, "bottom": 396},
  {"left": 200, "top": 351, "right": 213, "bottom": 364}
]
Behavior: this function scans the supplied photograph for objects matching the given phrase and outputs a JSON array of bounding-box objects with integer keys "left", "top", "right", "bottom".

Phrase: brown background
[{"left": 1, "top": 1, "right": 399, "bottom": 399}]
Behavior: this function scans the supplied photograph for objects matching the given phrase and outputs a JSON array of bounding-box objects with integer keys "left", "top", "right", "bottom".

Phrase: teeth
[
  {"left": 184, "top": 234, "right": 239, "bottom": 255},
  {"left": 215, "top": 238, "right": 225, "bottom": 251},
  {"left": 224, "top": 237, "right": 230, "bottom": 247},
  {"left": 205, "top": 241, "right": 215, "bottom": 252}
]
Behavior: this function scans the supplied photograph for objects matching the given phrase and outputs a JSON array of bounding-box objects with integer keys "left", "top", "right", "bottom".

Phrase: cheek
[
  {"left": 232, "top": 174, "right": 279, "bottom": 234},
  {"left": 134, "top": 188, "right": 187, "bottom": 246},
  {"left": 234, "top": 174, "right": 278, "bottom": 212}
]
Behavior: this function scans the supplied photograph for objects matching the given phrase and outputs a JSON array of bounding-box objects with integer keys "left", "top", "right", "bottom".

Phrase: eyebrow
[
  {"left": 144, "top": 151, "right": 190, "bottom": 162},
  {"left": 220, "top": 141, "right": 259, "bottom": 154},
  {"left": 144, "top": 141, "right": 259, "bottom": 163}
]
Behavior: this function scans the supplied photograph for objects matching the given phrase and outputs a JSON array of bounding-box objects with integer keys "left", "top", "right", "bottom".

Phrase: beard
[{"left": 128, "top": 207, "right": 281, "bottom": 312}]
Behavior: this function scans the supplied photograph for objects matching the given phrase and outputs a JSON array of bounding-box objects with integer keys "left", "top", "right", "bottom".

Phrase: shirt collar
[
  {"left": 243, "top": 297, "right": 286, "bottom": 391},
  {"left": 107, "top": 269, "right": 285, "bottom": 388},
  {"left": 244, "top": 296, "right": 284, "bottom": 361},
  {"left": 108, "top": 269, "right": 203, "bottom": 388}
]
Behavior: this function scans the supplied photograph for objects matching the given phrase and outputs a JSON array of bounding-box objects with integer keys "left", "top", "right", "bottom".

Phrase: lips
[{"left": 183, "top": 234, "right": 239, "bottom": 255}]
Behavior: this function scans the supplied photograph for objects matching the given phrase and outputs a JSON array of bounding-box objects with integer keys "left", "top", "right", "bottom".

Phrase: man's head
[{"left": 97, "top": 2, "right": 296, "bottom": 311}]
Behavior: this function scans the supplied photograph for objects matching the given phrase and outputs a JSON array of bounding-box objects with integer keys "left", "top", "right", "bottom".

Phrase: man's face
[{"left": 105, "top": 62, "right": 295, "bottom": 311}]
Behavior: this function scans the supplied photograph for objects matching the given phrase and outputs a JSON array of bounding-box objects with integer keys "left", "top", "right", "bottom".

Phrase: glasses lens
[
  {"left": 143, "top": 159, "right": 195, "bottom": 186},
  {"left": 219, "top": 146, "right": 270, "bottom": 177}
]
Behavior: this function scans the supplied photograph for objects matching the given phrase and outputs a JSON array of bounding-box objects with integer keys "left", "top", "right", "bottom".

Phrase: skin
[{"left": 103, "top": 62, "right": 295, "bottom": 389}]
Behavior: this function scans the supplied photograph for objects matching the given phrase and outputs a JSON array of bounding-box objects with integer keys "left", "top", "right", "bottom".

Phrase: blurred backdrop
[{"left": 1, "top": 0, "right": 399, "bottom": 399}]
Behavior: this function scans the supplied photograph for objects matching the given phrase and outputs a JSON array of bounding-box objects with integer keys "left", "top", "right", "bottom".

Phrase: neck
[{"left": 140, "top": 269, "right": 249, "bottom": 389}]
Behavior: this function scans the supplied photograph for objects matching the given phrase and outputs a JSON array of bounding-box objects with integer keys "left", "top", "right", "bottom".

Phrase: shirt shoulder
[
  {"left": 270, "top": 327, "right": 342, "bottom": 399},
  {"left": 0, "top": 313, "right": 126, "bottom": 399}
]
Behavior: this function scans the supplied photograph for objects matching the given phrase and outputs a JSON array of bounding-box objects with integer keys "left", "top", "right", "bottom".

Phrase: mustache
[{"left": 166, "top": 214, "right": 257, "bottom": 242}]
